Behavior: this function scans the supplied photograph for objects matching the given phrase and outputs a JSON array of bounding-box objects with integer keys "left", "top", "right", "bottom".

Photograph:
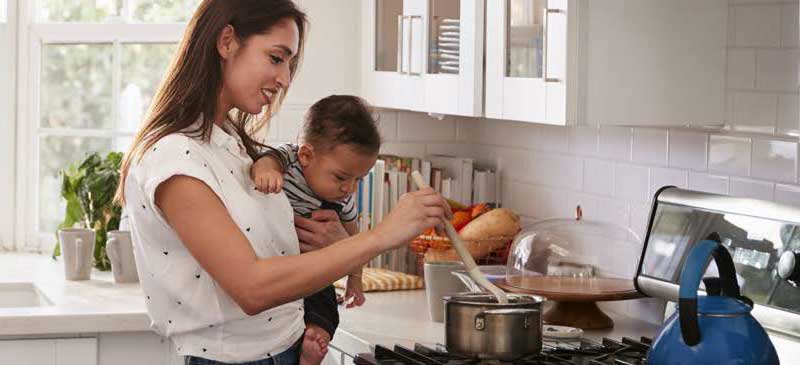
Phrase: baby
[{"left": 251, "top": 95, "right": 380, "bottom": 365}]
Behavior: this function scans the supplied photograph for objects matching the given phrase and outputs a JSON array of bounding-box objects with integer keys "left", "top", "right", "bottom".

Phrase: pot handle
[
  {"left": 475, "top": 308, "right": 539, "bottom": 331},
  {"left": 678, "top": 236, "right": 741, "bottom": 346}
]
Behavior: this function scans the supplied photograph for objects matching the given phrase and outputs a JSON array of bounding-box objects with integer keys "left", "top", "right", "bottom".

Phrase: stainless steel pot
[{"left": 444, "top": 288, "right": 544, "bottom": 359}]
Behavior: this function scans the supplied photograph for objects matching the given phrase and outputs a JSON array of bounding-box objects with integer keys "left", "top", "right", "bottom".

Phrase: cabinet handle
[
  {"left": 543, "top": 8, "right": 562, "bottom": 83},
  {"left": 408, "top": 15, "right": 422, "bottom": 76},
  {"left": 397, "top": 15, "right": 406, "bottom": 74}
]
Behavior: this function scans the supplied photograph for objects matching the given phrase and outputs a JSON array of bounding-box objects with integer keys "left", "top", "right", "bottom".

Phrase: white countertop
[
  {"left": 1, "top": 252, "right": 797, "bottom": 361},
  {"left": 0, "top": 253, "right": 150, "bottom": 336}
]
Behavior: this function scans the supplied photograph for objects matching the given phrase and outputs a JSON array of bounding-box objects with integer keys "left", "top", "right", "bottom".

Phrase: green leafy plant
[{"left": 53, "top": 151, "right": 124, "bottom": 271}]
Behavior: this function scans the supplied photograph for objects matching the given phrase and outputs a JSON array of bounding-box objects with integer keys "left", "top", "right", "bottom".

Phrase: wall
[
  {"left": 306, "top": 0, "right": 797, "bottom": 324},
  {"left": 0, "top": 1, "right": 16, "bottom": 251}
]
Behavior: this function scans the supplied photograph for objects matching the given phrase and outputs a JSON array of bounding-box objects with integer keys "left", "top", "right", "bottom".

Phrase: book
[{"left": 429, "top": 155, "right": 474, "bottom": 205}]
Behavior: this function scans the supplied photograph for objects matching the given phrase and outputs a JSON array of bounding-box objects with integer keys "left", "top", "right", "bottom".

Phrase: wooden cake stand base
[{"left": 497, "top": 276, "right": 643, "bottom": 330}]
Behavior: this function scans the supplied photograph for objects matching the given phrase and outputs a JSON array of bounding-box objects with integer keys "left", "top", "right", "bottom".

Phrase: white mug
[
  {"left": 58, "top": 228, "right": 95, "bottom": 281},
  {"left": 106, "top": 230, "right": 139, "bottom": 283}
]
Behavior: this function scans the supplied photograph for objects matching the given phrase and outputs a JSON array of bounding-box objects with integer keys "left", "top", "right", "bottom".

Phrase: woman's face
[{"left": 218, "top": 18, "right": 300, "bottom": 115}]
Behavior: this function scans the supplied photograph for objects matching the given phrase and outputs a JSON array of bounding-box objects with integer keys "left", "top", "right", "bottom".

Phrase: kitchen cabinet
[
  {"left": 484, "top": 0, "right": 728, "bottom": 126},
  {"left": 0, "top": 337, "right": 97, "bottom": 365},
  {"left": 360, "top": 0, "right": 484, "bottom": 116}
]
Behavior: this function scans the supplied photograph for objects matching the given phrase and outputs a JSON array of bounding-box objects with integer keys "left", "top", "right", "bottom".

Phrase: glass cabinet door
[
  {"left": 428, "top": 0, "right": 460, "bottom": 75},
  {"left": 485, "top": 0, "right": 567, "bottom": 124},
  {"left": 506, "top": 0, "right": 545, "bottom": 79},
  {"left": 374, "top": 0, "right": 402, "bottom": 72}
]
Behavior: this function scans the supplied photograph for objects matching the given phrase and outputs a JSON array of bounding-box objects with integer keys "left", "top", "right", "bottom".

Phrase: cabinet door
[
  {"left": 423, "top": 0, "right": 484, "bottom": 116},
  {"left": 56, "top": 338, "right": 98, "bottom": 365},
  {"left": 0, "top": 338, "right": 97, "bottom": 365},
  {"left": 361, "top": 0, "right": 425, "bottom": 112},
  {"left": 0, "top": 339, "right": 56, "bottom": 365},
  {"left": 486, "top": 0, "right": 568, "bottom": 124}
]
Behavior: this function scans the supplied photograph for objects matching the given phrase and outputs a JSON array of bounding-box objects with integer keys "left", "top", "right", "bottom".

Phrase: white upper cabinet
[
  {"left": 486, "top": 0, "right": 728, "bottom": 126},
  {"left": 360, "top": 0, "right": 485, "bottom": 116}
]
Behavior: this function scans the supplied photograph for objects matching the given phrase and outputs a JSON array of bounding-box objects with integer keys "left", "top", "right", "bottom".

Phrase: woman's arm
[{"left": 155, "top": 175, "right": 444, "bottom": 315}]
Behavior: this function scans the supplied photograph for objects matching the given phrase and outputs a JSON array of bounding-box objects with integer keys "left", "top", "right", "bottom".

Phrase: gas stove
[{"left": 353, "top": 336, "right": 652, "bottom": 365}]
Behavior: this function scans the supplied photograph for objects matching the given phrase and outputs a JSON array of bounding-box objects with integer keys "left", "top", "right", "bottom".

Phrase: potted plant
[{"left": 53, "top": 151, "right": 124, "bottom": 271}]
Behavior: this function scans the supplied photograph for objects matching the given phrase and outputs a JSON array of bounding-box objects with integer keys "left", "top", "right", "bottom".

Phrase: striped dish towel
[{"left": 334, "top": 268, "right": 423, "bottom": 292}]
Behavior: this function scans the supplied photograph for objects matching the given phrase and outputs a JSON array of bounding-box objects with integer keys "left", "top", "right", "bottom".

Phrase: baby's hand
[
  {"left": 253, "top": 170, "right": 283, "bottom": 194},
  {"left": 344, "top": 275, "right": 366, "bottom": 308}
]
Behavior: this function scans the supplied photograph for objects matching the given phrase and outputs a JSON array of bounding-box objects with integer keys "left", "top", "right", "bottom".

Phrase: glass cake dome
[{"left": 505, "top": 208, "right": 642, "bottom": 287}]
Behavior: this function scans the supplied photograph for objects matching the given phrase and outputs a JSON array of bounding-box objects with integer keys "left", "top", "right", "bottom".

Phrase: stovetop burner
[{"left": 354, "top": 336, "right": 652, "bottom": 365}]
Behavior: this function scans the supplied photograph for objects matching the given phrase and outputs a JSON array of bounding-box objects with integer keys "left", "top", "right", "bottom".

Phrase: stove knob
[{"left": 778, "top": 251, "right": 800, "bottom": 283}]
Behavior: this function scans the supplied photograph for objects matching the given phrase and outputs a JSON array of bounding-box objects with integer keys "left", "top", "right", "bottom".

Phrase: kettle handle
[{"left": 678, "top": 238, "right": 741, "bottom": 346}]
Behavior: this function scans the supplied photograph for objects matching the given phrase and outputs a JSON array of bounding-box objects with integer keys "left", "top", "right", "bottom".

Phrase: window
[{"left": 14, "top": 0, "right": 198, "bottom": 251}]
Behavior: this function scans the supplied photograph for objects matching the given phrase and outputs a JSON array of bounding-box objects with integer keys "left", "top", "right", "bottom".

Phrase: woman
[{"left": 116, "top": 1, "right": 449, "bottom": 364}]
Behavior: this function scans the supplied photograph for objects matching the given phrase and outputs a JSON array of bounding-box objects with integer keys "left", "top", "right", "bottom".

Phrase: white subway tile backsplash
[
  {"left": 583, "top": 159, "right": 614, "bottom": 197},
  {"left": 478, "top": 118, "right": 539, "bottom": 148},
  {"left": 650, "top": 168, "right": 688, "bottom": 196},
  {"left": 534, "top": 186, "right": 571, "bottom": 219},
  {"left": 751, "top": 139, "right": 798, "bottom": 183},
  {"left": 568, "top": 126, "right": 599, "bottom": 156},
  {"left": 632, "top": 128, "right": 668, "bottom": 166},
  {"left": 782, "top": 3, "right": 799, "bottom": 48},
  {"left": 591, "top": 196, "right": 631, "bottom": 229},
  {"left": 396, "top": 112, "right": 456, "bottom": 141},
  {"left": 599, "top": 126, "right": 632, "bottom": 161},
  {"left": 614, "top": 163, "right": 650, "bottom": 203},
  {"left": 688, "top": 172, "right": 730, "bottom": 195},
  {"left": 630, "top": 203, "right": 652, "bottom": 242},
  {"left": 529, "top": 153, "right": 583, "bottom": 191},
  {"left": 732, "top": 5, "right": 782, "bottom": 47},
  {"left": 376, "top": 109, "right": 398, "bottom": 141},
  {"left": 775, "top": 184, "right": 800, "bottom": 207},
  {"left": 507, "top": 182, "right": 536, "bottom": 218},
  {"left": 778, "top": 94, "right": 800, "bottom": 134},
  {"left": 756, "top": 49, "right": 800, "bottom": 92},
  {"left": 727, "top": 48, "right": 756, "bottom": 89},
  {"left": 668, "top": 130, "right": 708, "bottom": 171},
  {"left": 380, "top": 142, "right": 427, "bottom": 159},
  {"left": 536, "top": 125, "right": 569, "bottom": 153},
  {"left": 732, "top": 92, "right": 779, "bottom": 130},
  {"left": 426, "top": 143, "right": 474, "bottom": 159},
  {"left": 709, "top": 135, "right": 751, "bottom": 176},
  {"left": 455, "top": 118, "right": 481, "bottom": 142},
  {"left": 482, "top": 146, "right": 531, "bottom": 183},
  {"left": 730, "top": 177, "right": 775, "bottom": 200}
]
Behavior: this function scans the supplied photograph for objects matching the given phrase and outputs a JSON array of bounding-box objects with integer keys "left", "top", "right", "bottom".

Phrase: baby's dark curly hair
[{"left": 301, "top": 95, "right": 381, "bottom": 155}]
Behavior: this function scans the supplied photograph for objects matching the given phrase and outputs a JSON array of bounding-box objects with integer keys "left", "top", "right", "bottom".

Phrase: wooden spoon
[{"left": 410, "top": 171, "right": 509, "bottom": 304}]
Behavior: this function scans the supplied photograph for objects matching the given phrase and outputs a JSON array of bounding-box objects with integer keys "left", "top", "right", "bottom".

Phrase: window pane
[
  {"left": 41, "top": 44, "right": 113, "bottom": 129},
  {"left": 1, "top": 0, "right": 7, "bottom": 23},
  {"left": 132, "top": 0, "right": 200, "bottom": 23},
  {"left": 37, "top": 0, "right": 122, "bottom": 22},
  {"left": 39, "top": 136, "right": 113, "bottom": 232},
  {"left": 120, "top": 43, "right": 176, "bottom": 133}
]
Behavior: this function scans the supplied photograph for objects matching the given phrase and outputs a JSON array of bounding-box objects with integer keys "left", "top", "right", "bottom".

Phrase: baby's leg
[{"left": 299, "top": 324, "right": 330, "bottom": 365}]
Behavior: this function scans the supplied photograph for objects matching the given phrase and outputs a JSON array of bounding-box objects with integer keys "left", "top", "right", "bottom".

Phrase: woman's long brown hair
[{"left": 116, "top": 0, "right": 307, "bottom": 204}]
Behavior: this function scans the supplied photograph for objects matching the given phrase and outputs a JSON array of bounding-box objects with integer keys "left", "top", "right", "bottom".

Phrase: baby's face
[{"left": 300, "top": 144, "right": 377, "bottom": 202}]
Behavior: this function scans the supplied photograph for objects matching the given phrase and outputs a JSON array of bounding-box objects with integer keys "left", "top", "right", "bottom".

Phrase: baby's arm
[
  {"left": 343, "top": 221, "right": 366, "bottom": 307},
  {"left": 343, "top": 221, "right": 362, "bottom": 276},
  {"left": 251, "top": 154, "right": 284, "bottom": 194}
]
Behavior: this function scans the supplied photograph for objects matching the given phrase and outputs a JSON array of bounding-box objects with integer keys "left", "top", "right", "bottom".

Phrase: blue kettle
[{"left": 647, "top": 239, "right": 779, "bottom": 364}]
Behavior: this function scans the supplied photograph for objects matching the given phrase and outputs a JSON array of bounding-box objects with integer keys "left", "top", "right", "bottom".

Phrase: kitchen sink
[{"left": 0, "top": 282, "right": 52, "bottom": 308}]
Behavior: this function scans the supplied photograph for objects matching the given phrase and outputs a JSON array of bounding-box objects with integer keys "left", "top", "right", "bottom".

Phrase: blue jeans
[{"left": 184, "top": 338, "right": 300, "bottom": 365}]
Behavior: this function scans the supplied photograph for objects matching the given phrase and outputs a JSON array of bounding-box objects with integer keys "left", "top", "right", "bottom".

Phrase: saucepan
[{"left": 443, "top": 271, "right": 545, "bottom": 360}]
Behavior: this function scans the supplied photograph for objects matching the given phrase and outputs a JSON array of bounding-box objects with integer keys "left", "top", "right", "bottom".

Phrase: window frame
[{"left": 13, "top": 0, "right": 187, "bottom": 252}]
